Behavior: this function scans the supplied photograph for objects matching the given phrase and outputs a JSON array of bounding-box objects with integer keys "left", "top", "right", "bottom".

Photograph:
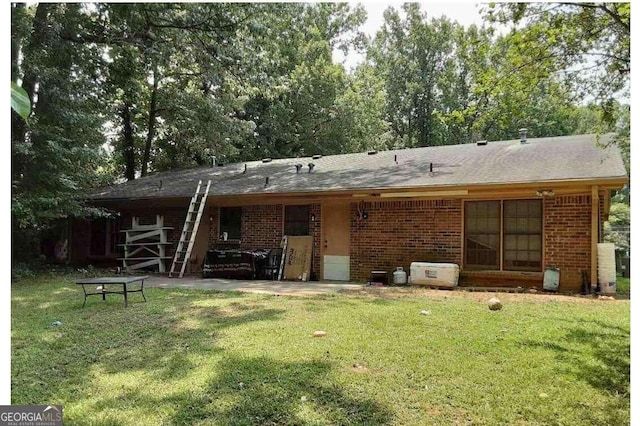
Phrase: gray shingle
[{"left": 88, "top": 134, "right": 627, "bottom": 200}]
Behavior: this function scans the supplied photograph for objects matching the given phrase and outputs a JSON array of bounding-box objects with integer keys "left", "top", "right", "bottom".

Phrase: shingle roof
[{"left": 88, "top": 133, "right": 627, "bottom": 200}]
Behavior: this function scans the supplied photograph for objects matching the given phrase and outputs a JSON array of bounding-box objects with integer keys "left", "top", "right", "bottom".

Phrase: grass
[
  {"left": 617, "top": 277, "right": 630, "bottom": 293},
  {"left": 12, "top": 274, "right": 630, "bottom": 425}
]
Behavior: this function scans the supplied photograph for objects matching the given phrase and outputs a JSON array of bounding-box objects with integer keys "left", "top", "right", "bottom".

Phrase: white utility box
[{"left": 410, "top": 262, "right": 460, "bottom": 287}]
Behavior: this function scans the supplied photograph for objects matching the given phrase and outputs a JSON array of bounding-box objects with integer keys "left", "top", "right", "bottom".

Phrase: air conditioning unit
[{"left": 410, "top": 262, "right": 460, "bottom": 287}]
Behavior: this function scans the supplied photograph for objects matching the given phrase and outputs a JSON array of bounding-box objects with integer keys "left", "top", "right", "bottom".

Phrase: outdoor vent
[
  {"left": 519, "top": 128, "right": 528, "bottom": 144},
  {"left": 476, "top": 140, "right": 488, "bottom": 146},
  {"left": 429, "top": 162, "right": 434, "bottom": 174},
  {"left": 262, "top": 158, "right": 272, "bottom": 163},
  {"left": 265, "top": 176, "right": 270, "bottom": 186},
  {"left": 394, "top": 154, "right": 398, "bottom": 163},
  {"left": 295, "top": 163, "right": 303, "bottom": 173},
  {"left": 308, "top": 162, "right": 315, "bottom": 173},
  {"left": 210, "top": 156, "right": 217, "bottom": 167},
  {"left": 312, "top": 154, "right": 322, "bottom": 160},
  {"left": 243, "top": 164, "right": 247, "bottom": 174},
  {"left": 367, "top": 150, "right": 378, "bottom": 155}
]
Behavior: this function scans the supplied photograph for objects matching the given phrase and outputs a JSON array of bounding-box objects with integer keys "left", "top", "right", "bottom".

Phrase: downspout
[{"left": 591, "top": 185, "right": 599, "bottom": 291}]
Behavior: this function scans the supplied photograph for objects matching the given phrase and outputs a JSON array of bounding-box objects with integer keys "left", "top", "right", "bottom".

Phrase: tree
[
  {"left": 483, "top": 2, "right": 630, "bottom": 106},
  {"left": 233, "top": 3, "right": 367, "bottom": 159},
  {"left": 337, "top": 64, "right": 391, "bottom": 152},
  {"left": 369, "top": 3, "right": 587, "bottom": 147},
  {"left": 371, "top": 5, "right": 459, "bottom": 147},
  {"left": 603, "top": 203, "right": 630, "bottom": 253},
  {"left": 12, "top": 3, "right": 111, "bottom": 230}
]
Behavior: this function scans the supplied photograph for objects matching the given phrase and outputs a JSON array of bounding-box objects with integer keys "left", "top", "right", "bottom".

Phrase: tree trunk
[
  {"left": 11, "top": 3, "right": 25, "bottom": 82},
  {"left": 141, "top": 62, "right": 159, "bottom": 177},
  {"left": 12, "top": 3, "right": 52, "bottom": 145},
  {"left": 121, "top": 101, "right": 136, "bottom": 181}
]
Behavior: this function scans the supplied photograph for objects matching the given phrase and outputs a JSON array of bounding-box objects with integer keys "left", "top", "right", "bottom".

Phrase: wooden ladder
[{"left": 169, "top": 180, "right": 211, "bottom": 278}]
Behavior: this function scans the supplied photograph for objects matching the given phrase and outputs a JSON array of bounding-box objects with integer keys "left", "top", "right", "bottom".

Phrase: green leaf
[{"left": 11, "top": 81, "right": 30, "bottom": 121}]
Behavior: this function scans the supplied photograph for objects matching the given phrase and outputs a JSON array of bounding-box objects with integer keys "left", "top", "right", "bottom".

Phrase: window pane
[
  {"left": 517, "top": 218, "right": 528, "bottom": 233},
  {"left": 285, "top": 205, "right": 310, "bottom": 236},
  {"left": 477, "top": 203, "right": 487, "bottom": 217},
  {"left": 220, "top": 207, "right": 242, "bottom": 240},
  {"left": 517, "top": 201, "right": 529, "bottom": 217},
  {"left": 529, "top": 235, "right": 541, "bottom": 250},
  {"left": 529, "top": 218, "right": 542, "bottom": 233},
  {"left": 529, "top": 201, "right": 541, "bottom": 216},
  {"left": 504, "top": 202, "right": 517, "bottom": 217},
  {"left": 517, "top": 235, "right": 529, "bottom": 250},
  {"left": 488, "top": 202, "right": 500, "bottom": 217}
]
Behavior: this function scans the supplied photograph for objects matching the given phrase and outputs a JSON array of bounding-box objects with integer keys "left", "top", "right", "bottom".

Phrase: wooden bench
[{"left": 75, "top": 276, "right": 149, "bottom": 307}]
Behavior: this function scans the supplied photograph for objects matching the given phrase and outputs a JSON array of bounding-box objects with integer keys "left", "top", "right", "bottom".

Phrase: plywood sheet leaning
[{"left": 282, "top": 236, "right": 313, "bottom": 281}]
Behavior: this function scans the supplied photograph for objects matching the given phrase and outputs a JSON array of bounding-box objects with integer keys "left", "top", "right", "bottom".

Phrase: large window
[
  {"left": 284, "top": 205, "right": 310, "bottom": 236},
  {"left": 219, "top": 207, "right": 242, "bottom": 240},
  {"left": 465, "top": 200, "right": 542, "bottom": 272}
]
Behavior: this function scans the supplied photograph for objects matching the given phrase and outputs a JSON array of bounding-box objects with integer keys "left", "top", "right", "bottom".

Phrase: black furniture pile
[{"left": 202, "top": 249, "right": 270, "bottom": 279}]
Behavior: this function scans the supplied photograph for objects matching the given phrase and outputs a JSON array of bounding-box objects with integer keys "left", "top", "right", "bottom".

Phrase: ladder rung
[{"left": 170, "top": 180, "right": 211, "bottom": 278}]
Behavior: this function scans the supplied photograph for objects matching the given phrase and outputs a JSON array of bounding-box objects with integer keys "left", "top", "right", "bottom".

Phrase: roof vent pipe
[
  {"left": 265, "top": 176, "right": 269, "bottom": 186},
  {"left": 519, "top": 128, "right": 528, "bottom": 144},
  {"left": 211, "top": 156, "right": 217, "bottom": 167},
  {"left": 295, "top": 164, "right": 303, "bottom": 174},
  {"left": 308, "top": 163, "right": 315, "bottom": 173},
  {"left": 243, "top": 164, "right": 247, "bottom": 174}
]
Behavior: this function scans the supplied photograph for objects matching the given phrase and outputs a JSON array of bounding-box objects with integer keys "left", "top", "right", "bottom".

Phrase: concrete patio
[{"left": 144, "top": 275, "right": 366, "bottom": 296}]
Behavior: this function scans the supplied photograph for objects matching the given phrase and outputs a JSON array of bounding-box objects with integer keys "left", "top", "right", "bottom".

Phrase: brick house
[{"left": 73, "top": 133, "right": 627, "bottom": 292}]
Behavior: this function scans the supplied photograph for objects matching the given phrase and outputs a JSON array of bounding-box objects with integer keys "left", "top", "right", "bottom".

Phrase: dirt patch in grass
[{"left": 347, "top": 286, "right": 625, "bottom": 304}]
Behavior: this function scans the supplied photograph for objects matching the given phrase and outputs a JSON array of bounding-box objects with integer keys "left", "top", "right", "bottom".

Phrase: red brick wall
[
  {"left": 350, "top": 200, "right": 463, "bottom": 281},
  {"left": 543, "top": 195, "right": 592, "bottom": 292},
  {"left": 240, "top": 205, "right": 283, "bottom": 249}
]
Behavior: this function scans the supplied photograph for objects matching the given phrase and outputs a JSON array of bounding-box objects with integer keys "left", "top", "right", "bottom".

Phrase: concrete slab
[{"left": 144, "top": 276, "right": 365, "bottom": 296}]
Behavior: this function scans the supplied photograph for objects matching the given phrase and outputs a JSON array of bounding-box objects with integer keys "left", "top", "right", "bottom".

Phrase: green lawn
[{"left": 12, "top": 275, "right": 630, "bottom": 425}]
